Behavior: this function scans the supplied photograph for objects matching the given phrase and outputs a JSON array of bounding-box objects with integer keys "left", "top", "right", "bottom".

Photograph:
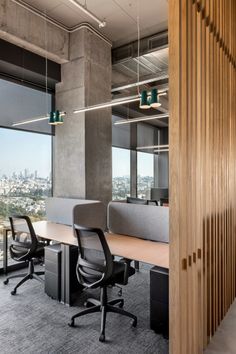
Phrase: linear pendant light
[
  {"left": 154, "top": 149, "right": 169, "bottom": 153},
  {"left": 73, "top": 96, "right": 140, "bottom": 114},
  {"left": 137, "top": 144, "right": 169, "bottom": 150},
  {"left": 68, "top": 0, "right": 106, "bottom": 28},
  {"left": 114, "top": 113, "right": 169, "bottom": 125},
  {"left": 12, "top": 112, "right": 66, "bottom": 127}
]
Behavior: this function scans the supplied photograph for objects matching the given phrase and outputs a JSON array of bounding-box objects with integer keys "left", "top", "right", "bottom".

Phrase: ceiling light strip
[
  {"left": 74, "top": 96, "right": 140, "bottom": 114},
  {"left": 12, "top": 116, "right": 49, "bottom": 126},
  {"left": 137, "top": 144, "right": 169, "bottom": 150},
  {"left": 68, "top": 0, "right": 106, "bottom": 28},
  {"left": 114, "top": 113, "right": 169, "bottom": 125},
  {"left": 111, "top": 76, "right": 169, "bottom": 93}
]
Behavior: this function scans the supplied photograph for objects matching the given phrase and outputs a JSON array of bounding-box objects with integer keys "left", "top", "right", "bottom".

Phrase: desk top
[{"left": 32, "top": 221, "right": 169, "bottom": 269}]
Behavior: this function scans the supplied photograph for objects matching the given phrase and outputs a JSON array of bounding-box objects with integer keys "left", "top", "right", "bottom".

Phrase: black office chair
[
  {"left": 68, "top": 224, "right": 137, "bottom": 342},
  {"left": 3, "top": 215, "right": 45, "bottom": 295}
]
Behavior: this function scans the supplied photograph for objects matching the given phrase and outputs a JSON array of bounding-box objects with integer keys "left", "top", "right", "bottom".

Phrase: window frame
[{"left": 0, "top": 76, "right": 54, "bottom": 274}]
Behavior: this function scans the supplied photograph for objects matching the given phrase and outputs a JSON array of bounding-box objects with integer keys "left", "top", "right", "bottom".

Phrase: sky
[
  {"left": 112, "top": 147, "right": 154, "bottom": 177},
  {"left": 0, "top": 128, "right": 51, "bottom": 178}
]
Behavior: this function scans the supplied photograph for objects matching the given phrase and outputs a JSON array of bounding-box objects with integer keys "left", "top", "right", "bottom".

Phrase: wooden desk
[
  {"left": 31, "top": 221, "right": 169, "bottom": 268},
  {"left": 3, "top": 220, "right": 169, "bottom": 305}
]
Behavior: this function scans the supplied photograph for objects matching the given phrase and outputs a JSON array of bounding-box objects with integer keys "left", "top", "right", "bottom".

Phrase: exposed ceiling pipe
[{"left": 67, "top": 0, "right": 106, "bottom": 28}]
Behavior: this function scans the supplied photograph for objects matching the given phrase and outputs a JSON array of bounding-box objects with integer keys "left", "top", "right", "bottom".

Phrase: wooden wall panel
[{"left": 169, "top": 0, "right": 236, "bottom": 353}]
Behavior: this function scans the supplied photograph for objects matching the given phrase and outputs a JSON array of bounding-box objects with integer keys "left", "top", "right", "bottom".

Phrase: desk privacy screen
[{"left": 45, "top": 197, "right": 106, "bottom": 230}]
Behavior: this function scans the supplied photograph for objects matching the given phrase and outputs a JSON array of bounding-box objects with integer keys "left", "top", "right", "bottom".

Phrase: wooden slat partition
[{"left": 169, "top": 0, "right": 236, "bottom": 353}]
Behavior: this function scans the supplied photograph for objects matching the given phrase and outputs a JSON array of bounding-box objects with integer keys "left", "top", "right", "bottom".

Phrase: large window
[
  {"left": 112, "top": 113, "right": 168, "bottom": 201},
  {"left": 137, "top": 152, "right": 154, "bottom": 199},
  {"left": 112, "top": 147, "right": 130, "bottom": 200},
  {"left": 0, "top": 129, "right": 52, "bottom": 267},
  {"left": 0, "top": 78, "right": 53, "bottom": 270}
]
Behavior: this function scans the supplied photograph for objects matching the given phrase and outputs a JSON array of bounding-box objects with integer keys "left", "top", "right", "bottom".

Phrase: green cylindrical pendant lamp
[
  {"left": 139, "top": 90, "right": 150, "bottom": 109},
  {"left": 150, "top": 88, "right": 161, "bottom": 108},
  {"left": 55, "top": 110, "right": 64, "bottom": 124},
  {"left": 48, "top": 111, "right": 57, "bottom": 125}
]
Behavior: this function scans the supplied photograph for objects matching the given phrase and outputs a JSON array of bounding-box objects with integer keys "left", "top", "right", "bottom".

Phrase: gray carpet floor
[{"left": 0, "top": 264, "right": 168, "bottom": 354}]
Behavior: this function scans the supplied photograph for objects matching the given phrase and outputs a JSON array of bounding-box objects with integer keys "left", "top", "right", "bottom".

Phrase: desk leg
[
  {"left": 3, "top": 229, "right": 8, "bottom": 275},
  {"left": 134, "top": 260, "right": 139, "bottom": 272}
]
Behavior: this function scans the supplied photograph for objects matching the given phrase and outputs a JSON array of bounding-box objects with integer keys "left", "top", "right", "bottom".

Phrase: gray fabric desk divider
[
  {"left": 107, "top": 201, "right": 169, "bottom": 243},
  {"left": 73, "top": 203, "right": 106, "bottom": 231},
  {"left": 45, "top": 197, "right": 106, "bottom": 231}
]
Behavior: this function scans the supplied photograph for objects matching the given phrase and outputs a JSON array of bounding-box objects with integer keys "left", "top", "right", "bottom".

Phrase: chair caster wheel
[
  {"left": 132, "top": 318, "right": 137, "bottom": 327},
  {"left": 3, "top": 279, "right": 9, "bottom": 285},
  {"left": 99, "top": 334, "right": 105, "bottom": 342},
  {"left": 68, "top": 320, "right": 75, "bottom": 327},
  {"left": 11, "top": 290, "right": 16, "bottom": 295}
]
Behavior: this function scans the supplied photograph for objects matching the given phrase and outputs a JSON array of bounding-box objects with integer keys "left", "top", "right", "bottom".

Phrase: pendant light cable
[
  {"left": 44, "top": 6, "right": 48, "bottom": 117},
  {"left": 136, "top": 0, "right": 140, "bottom": 96}
]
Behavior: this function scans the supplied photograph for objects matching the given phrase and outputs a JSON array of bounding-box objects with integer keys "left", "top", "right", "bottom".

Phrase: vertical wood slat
[{"left": 169, "top": 0, "right": 236, "bottom": 353}]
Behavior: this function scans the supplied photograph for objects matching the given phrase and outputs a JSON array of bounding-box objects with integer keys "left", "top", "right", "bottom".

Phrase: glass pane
[
  {"left": 0, "top": 78, "right": 52, "bottom": 134},
  {"left": 112, "top": 147, "right": 130, "bottom": 200},
  {"left": 0, "top": 128, "right": 52, "bottom": 268},
  {"left": 137, "top": 152, "right": 154, "bottom": 199},
  {"left": 112, "top": 115, "right": 131, "bottom": 149}
]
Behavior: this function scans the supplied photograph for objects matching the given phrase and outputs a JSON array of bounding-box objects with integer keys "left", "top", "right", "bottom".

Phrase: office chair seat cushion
[
  {"left": 78, "top": 259, "right": 135, "bottom": 286},
  {"left": 10, "top": 242, "right": 45, "bottom": 259}
]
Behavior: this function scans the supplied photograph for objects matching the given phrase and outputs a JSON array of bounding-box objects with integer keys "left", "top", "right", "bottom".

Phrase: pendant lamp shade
[
  {"left": 150, "top": 88, "right": 161, "bottom": 108},
  {"left": 139, "top": 90, "right": 150, "bottom": 109},
  {"left": 55, "top": 110, "right": 64, "bottom": 124},
  {"left": 48, "top": 111, "right": 57, "bottom": 125}
]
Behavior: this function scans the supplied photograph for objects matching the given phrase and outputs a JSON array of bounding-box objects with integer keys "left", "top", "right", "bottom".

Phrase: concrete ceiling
[
  {"left": 112, "top": 45, "right": 169, "bottom": 128},
  {"left": 14, "top": 0, "right": 168, "bottom": 47}
]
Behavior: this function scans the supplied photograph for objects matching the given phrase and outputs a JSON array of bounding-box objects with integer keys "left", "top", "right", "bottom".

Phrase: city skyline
[
  {"left": 0, "top": 168, "right": 51, "bottom": 180},
  {"left": 112, "top": 147, "right": 154, "bottom": 178},
  {"left": 0, "top": 128, "right": 51, "bottom": 178}
]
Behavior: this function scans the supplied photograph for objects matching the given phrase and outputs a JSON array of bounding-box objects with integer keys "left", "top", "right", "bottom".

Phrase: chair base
[
  {"left": 69, "top": 286, "right": 137, "bottom": 342},
  {"left": 3, "top": 259, "right": 44, "bottom": 294}
]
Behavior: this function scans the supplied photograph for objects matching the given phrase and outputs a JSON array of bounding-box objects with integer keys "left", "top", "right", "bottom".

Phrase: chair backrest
[
  {"left": 9, "top": 215, "right": 38, "bottom": 261},
  {"left": 126, "top": 197, "right": 148, "bottom": 205},
  {"left": 74, "top": 224, "right": 113, "bottom": 289}
]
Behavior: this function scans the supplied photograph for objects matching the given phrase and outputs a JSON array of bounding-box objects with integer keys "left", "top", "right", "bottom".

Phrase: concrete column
[{"left": 54, "top": 28, "right": 112, "bottom": 205}]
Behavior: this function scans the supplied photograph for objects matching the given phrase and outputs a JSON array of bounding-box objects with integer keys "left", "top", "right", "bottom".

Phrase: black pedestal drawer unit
[
  {"left": 45, "top": 244, "right": 62, "bottom": 301},
  {"left": 150, "top": 266, "right": 169, "bottom": 337}
]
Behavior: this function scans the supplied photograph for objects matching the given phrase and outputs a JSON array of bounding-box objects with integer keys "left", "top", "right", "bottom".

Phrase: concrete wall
[
  {"left": 0, "top": 0, "right": 69, "bottom": 63},
  {"left": 54, "top": 28, "right": 112, "bottom": 205}
]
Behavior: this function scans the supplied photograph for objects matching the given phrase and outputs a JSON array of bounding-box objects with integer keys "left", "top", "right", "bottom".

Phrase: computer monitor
[{"left": 150, "top": 188, "right": 169, "bottom": 202}]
